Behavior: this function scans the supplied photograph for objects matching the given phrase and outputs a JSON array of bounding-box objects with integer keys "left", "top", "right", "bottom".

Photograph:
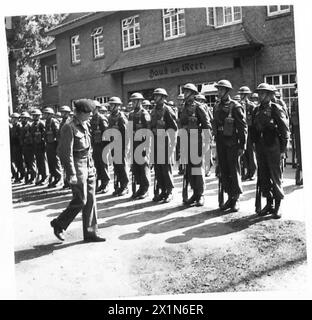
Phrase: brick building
[{"left": 36, "top": 5, "right": 297, "bottom": 110}]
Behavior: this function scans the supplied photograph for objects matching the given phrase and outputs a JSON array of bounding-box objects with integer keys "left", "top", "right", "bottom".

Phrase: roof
[
  {"left": 32, "top": 40, "right": 56, "bottom": 59},
  {"left": 106, "top": 26, "right": 263, "bottom": 73}
]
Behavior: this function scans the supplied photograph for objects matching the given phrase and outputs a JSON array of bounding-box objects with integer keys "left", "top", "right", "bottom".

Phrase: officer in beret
[
  {"left": 90, "top": 101, "right": 110, "bottom": 193},
  {"left": 51, "top": 99, "right": 106, "bottom": 242},
  {"left": 251, "top": 83, "right": 290, "bottom": 219}
]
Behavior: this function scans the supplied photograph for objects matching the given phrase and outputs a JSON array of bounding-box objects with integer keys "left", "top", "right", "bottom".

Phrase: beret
[{"left": 74, "top": 99, "right": 96, "bottom": 113}]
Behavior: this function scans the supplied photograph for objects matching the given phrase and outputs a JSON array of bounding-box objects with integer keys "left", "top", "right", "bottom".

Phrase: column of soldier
[{"left": 10, "top": 79, "right": 301, "bottom": 220}]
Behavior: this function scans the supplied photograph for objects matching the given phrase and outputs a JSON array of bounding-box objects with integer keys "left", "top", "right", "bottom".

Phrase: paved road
[{"left": 12, "top": 165, "right": 307, "bottom": 299}]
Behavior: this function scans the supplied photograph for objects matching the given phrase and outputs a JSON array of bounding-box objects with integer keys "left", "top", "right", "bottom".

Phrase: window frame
[
  {"left": 91, "top": 27, "right": 105, "bottom": 58},
  {"left": 71, "top": 35, "right": 81, "bottom": 64},
  {"left": 206, "top": 6, "right": 242, "bottom": 28},
  {"left": 94, "top": 96, "right": 110, "bottom": 104},
  {"left": 44, "top": 64, "right": 58, "bottom": 86},
  {"left": 121, "top": 15, "right": 141, "bottom": 51},
  {"left": 162, "top": 8, "right": 186, "bottom": 40},
  {"left": 267, "top": 5, "right": 291, "bottom": 17}
]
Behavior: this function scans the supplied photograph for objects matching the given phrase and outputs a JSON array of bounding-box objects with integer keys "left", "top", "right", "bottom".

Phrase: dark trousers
[
  {"left": 46, "top": 142, "right": 62, "bottom": 178},
  {"left": 92, "top": 143, "right": 110, "bottom": 184},
  {"left": 34, "top": 144, "right": 48, "bottom": 178},
  {"left": 255, "top": 139, "right": 284, "bottom": 200},
  {"left": 186, "top": 162, "right": 205, "bottom": 196},
  {"left": 154, "top": 164, "right": 174, "bottom": 194},
  {"left": 133, "top": 162, "right": 150, "bottom": 192},
  {"left": 113, "top": 163, "right": 129, "bottom": 189},
  {"left": 216, "top": 139, "right": 243, "bottom": 198},
  {"left": 22, "top": 145, "right": 36, "bottom": 180},
  {"left": 293, "top": 125, "right": 302, "bottom": 169},
  {"left": 242, "top": 132, "right": 257, "bottom": 177},
  {"left": 11, "top": 145, "right": 25, "bottom": 178},
  {"left": 55, "top": 158, "right": 98, "bottom": 239}
]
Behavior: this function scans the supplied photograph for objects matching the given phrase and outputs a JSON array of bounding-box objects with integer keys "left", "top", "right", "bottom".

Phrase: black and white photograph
[{"left": 1, "top": 0, "right": 312, "bottom": 301}]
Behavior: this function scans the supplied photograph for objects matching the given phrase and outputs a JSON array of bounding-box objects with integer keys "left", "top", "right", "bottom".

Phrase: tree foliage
[{"left": 8, "top": 14, "right": 67, "bottom": 110}]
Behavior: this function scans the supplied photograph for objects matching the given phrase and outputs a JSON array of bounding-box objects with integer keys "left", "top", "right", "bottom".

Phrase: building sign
[{"left": 123, "top": 54, "right": 234, "bottom": 85}]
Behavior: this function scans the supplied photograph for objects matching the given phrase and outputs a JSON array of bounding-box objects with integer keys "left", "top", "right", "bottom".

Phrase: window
[
  {"left": 91, "top": 27, "right": 104, "bottom": 58},
  {"left": 207, "top": 7, "right": 242, "bottom": 27},
  {"left": 94, "top": 96, "right": 110, "bottom": 104},
  {"left": 267, "top": 5, "right": 290, "bottom": 16},
  {"left": 122, "top": 15, "right": 140, "bottom": 51},
  {"left": 44, "top": 64, "right": 58, "bottom": 85},
  {"left": 71, "top": 35, "right": 80, "bottom": 63},
  {"left": 163, "top": 9, "right": 185, "bottom": 40},
  {"left": 264, "top": 73, "right": 296, "bottom": 109}
]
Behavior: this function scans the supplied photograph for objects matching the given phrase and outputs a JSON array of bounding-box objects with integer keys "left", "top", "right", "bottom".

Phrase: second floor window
[
  {"left": 267, "top": 5, "right": 290, "bottom": 16},
  {"left": 91, "top": 27, "right": 104, "bottom": 58},
  {"left": 44, "top": 64, "right": 58, "bottom": 85},
  {"left": 71, "top": 35, "right": 80, "bottom": 63},
  {"left": 207, "top": 7, "right": 242, "bottom": 27},
  {"left": 94, "top": 96, "right": 110, "bottom": 104},
  {"left": 163, "top": 9, "right": 185, "bottom": 40},
  {"left": 122, "top": 15, "right": 140, "bottom": 51}
]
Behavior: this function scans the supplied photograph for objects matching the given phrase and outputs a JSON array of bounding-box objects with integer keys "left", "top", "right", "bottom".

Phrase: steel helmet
[
  {"left": 251, "top": 93, "right": 259, "bottom": 99},
  {"left": 255, "top": 83, "right": 275, "bottom": 92},
  {"left": 130, "top": 92, "right": 144, "bottom": 100},
  {"left": 167, "top": 101, "right": 174, "bottom": 106},
  {"left": 238, "top": 86, "right": 252, "bottom": 94},
  {"left": 20, "top": 111, "right": 31, "bottom": 118},
  {"left": 153, "top": 88, "right": 168, "bottom": 97},
  {"left": 233, "top": 95, "right": 241, "bottom": 101},
  {"left": 142, "top": 100, "right": 151, "bottom": 106},
  {"left": 93, "top": 100, "right": 102, "bottom": 108},
  {"left": 98, "top": 105, "right": 108, "bottom": 112},
  {"left": 182, "top": 83, "right": 198, "bottom": 94},
  {"left": 214, "top": 80, "right": 233, "bottom": 90},
  {"left": 43, "top": 107, "right": 54, "bottom": 114},
  {"left": 31, "top": 109, "right": 42, "bottom": 116},
  {"left": 108, "top": 96, "right": 122, "bottom": 104},
  {"left": 195, "top": 94, "right": 206, "bottom": 101},
  {"left": 11, "top": 113, "right": 20, "bottom": 118},
  {"left": 275, "top": 90, "right": 281, "bottom": 98},
  {"left": 59, "top": 105, "right": 71, "bottom": 112},
  {"left": 177, "top": 93, "right": 184, "bottom": 100},
  {"left": 55, "top": 112, "right": 62, "bottom": 117}
]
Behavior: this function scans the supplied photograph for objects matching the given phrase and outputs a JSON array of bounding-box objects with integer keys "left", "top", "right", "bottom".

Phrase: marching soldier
[
  {"left": 31, "top": 109, "right": 48, "bottom": 185},
  {"left": 90, "top": 101, "right": 110, "bottom": 193},
  {"left": 51, "top": 99, "right": 106, "bottom": 242},
  {"left": 10, "top": 113, "right": 25, "bottom": 183},
  {"left": 238, "top": 86, "right": 257, "bottom": 181},
  {"left": 43, "top": 107, "right": 62, "bottom": 188},
  {"left": 212, "top": 80, "right": 247, "bottom": 212},
  {"left": 180, "top": 84, "right": 211, "bottom": 206},
  {"left": 290, "top": 83, "right": 302, "bottom": 185},
  {"left": 195, "top": 93, "right": 213, "bottom": 177},
  {"left": 176, "top": 93, "right": 184, "bottom": 175},
  {"left": 108, "top": 96, "right": 129, "bottom": 196},
  {"left": 251, "top": 83, "right": 290, "bottom": 219},
  {"left": 250, "top": 92, "right": 259, "bottom": 106},
  {"left": 142, "top": 100, "right": 151, "bottom": 112},
  {"left": 20, "top": 111, "right": 37, "bottom": 184},
  {"left": 151, "top": 88, "right": 178, "bottom": 203},
  {"left": 128, "top": 93, "right": 151, "bottom": 200},
  {"left": 58, "top": 105, "right": 72, "bottom": 189}
]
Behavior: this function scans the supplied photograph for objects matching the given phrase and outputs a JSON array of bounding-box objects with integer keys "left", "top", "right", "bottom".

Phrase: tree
[{"left": 7, "top": 14, "right": 67, "bottom": 111}]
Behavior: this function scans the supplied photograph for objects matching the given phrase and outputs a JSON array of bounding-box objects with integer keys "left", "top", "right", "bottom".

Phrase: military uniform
[
  {"left": 251, "top": 100, "right": 290, "bottom": 214},
  {"left": 180, "top": 100, "right": 211, "bottom": 204},
  {"left": 290, "top": 95, "right": 302, "bottom": 184},
  {"left": 90, "top": 111, "right": 110, "bottom": 192},
  {"left": 53, "top": 115, "right": 99, "bottom": 240},
  {"left": 45, "top": 116, "right": 62, "bottom": 187},
  {"left": 20, "top": 120, "right": 37, "bottom": 184},
  {"left": 150, "top": 103, "right": 178, "bottom": 201},
  {"left": 31, "top": 117, "right": 48, "bottom": 184},
  {"left": 212, "top": 96, "right": 247, "bottom": 205},
  {"left": 108, "top": 110, "right": 129, "bottom": 195},
  {"left": 241, "top": 98, "right": 257, "bottom": 180},
  {"left": 128, "top": 104, "right": 151, "bottom": 198},
  {"left": 10, "top": 120, "right": 25, "bottom": 182}
]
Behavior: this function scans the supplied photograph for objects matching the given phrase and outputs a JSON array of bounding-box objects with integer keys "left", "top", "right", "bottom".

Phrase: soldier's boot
[
  {"left": 96, "top": 180, "right": 108, "bottom": 193},
  {"left": 231, "top": 197, "right": 240, "bottom": 212},
  {"left": 185, "top": 193, "right": 197, "bottom": 206},
  {"left": 62, "top": 179, "right": 70, "bottom": 189},
  {"left": 153, "top": 191, "right": 166, "bottom": 202},
  {"left": 163, "top": 189, "right": 173, "bottom": 203},
  {"left": 220, "top": 197, "right": 233, "bottom": 211},
  {"left": 24, "top": 173, "right": 29, "bottom": 185},
  {"left": 118, "top": 186, "right": 129, "bottom": 196},
  {"left": 38, "top": 175, "right": 49, "bottom": 186},
  {"left": 48, "top": 175, "right": 54, "bottom": 188},
  {"left": 258, "top": 196, "right": 274, "bottom": 216},
  {"left": 196, "top": 195, "right": 205, "bottom": 207},
  {"left": 50, "top": 219, "right": 65, "bottom": 241},
  {"left": 29, "top": 173, "right": 36, "bottom": 185},
  {"left": 272, "top": 199, "right": 282, "bottom": 219},
  {"left": 137, "top": 188, "right": 149, "bottom": 200}
]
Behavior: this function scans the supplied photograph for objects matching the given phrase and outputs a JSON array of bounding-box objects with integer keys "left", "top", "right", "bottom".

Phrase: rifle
[
  {"left": 218, "top": 172, "right": 224, "bottom": 208},
  {"left": 113, "top": 168, "right": 118, "bottom": 192},
  {"left": 182, "top": 164, "right": 188, "bottom": 203},
  {"left": 255, "top": 172, "right": 261, "bottom": 213}
]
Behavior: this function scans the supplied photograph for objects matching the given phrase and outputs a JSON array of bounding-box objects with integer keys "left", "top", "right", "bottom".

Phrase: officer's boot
[
  {"left": 272, "top": 199, "right": 282, "bottom": 219},
  {"left": 196, "top": 194, "right": 205, "bottom": 207},
  {"left": 258, "top": 196, "right": 274, "bottom": 216},
  {"left": 163, "top": 189, "right": 173, "bottom": 203},
  {"left": 220, "top": 195, "right": 233, "bottom": 211},
  {"left": 231, "top": 195, "right": 240, "bottom": 212}
]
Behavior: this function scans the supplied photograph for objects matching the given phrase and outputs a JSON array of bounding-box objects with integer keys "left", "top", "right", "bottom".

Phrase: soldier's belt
[{"left": 73, "top": 148, "right": 89, "bottom": 158}]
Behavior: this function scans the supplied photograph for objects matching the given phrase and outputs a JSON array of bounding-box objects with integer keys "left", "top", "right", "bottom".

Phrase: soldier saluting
[
  {"left": 251, "top": 83, "right": 290, "bottom": 219},
  {"left": 212, "top": 80, "right": 247, "bottom": 212},
  {"left": 150, "top": 88, "right": 178, "bottom": 203},
  {"left": 128, "top": 93, "right": 151, "bottom": 200},
  {"left": 180, "top": 84, "right": 211, "bottom": 206}
]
